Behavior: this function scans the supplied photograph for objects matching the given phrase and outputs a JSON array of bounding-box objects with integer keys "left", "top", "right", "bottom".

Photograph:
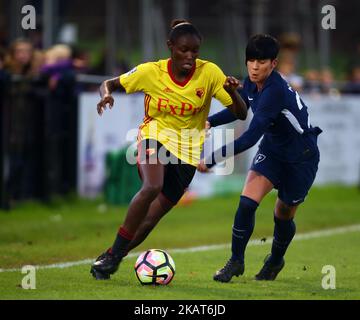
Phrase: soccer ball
[{"left": 134, "top": 249, "right": 175, "bottom": 285}]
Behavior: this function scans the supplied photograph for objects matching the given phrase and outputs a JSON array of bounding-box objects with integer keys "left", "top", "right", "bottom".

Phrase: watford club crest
[{"left": 196, "top": 88, "right": 204, "bottom": 99}]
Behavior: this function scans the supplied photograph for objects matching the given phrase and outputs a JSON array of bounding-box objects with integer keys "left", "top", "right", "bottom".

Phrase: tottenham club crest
[{"left": 254, "top": 153, "right": 266, "bottom": 164}]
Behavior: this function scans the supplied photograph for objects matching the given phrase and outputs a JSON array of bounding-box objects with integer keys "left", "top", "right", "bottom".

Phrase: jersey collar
[
  {"left": 249, "top": 70, "right": 278, "bottom": 93},
  {"left": 167, "top": 59, "right": 196, "bottom": 87}
]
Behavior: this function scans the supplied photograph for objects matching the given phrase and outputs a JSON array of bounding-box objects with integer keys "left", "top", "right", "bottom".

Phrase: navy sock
[
  {"left": 269, "top": 216, "right": 296, "bottom": 265},
  {"left": 231, "top": 195, "right": 258, "bottom": 264},
  {"left": 111, "top": 226, "right": 134, "bottom": 257}
]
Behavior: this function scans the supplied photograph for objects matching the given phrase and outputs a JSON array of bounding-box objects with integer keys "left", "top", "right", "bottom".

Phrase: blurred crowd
[
  {"left": 0, "top": 39, "right": 89, "bottom": 93},
  {"left": 0, "top": 38, "right": 131, "bottom": 206},
  {"left": 0, "top": 39, "right": 88, "bottom": 205},
  {"left": 276, "top": 33, "right": 360, "bottom": 95},
  {"left": 1, "top": 36, "right": 360, "bottom": 94},
  {"left": 0, "top": 38, "right": 131, "bottom": 92}
]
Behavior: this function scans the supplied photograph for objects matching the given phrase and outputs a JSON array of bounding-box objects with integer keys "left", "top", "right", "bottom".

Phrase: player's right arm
[
  {"left": 97, "top": 63, "right": 152, "bottom": 116},
  {"left": 97, "top": 77, "right": 126, "bottom": 116}
]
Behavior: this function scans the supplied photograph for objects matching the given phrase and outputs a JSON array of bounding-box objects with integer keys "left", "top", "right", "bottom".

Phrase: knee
[
  {"left": 275, "top": 200, "right": 296, "bottom": 220},
  {"left": 139, "top": 183, "right": 163, "bottom": 200}
]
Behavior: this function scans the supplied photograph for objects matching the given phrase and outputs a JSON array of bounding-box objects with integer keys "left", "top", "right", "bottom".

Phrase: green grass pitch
[{"left": 0, "top": 185, "right": 360, "bottom": 300}]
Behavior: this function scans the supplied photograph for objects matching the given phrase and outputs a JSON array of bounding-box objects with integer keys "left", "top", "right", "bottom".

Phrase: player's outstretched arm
[
  {"left": 207, "top": 108, "right": 237, "bottom": 128},
  {"left": 97, "top": 77, "right": 126, "bottom": 116},
  {"left": 198, "top": 105, "right": 274, "bottom": 174}
]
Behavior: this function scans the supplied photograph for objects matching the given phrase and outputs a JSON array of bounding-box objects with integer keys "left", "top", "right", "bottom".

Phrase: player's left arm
[{"left": 223, "top": 76, "right": 248, "bottom": 120}]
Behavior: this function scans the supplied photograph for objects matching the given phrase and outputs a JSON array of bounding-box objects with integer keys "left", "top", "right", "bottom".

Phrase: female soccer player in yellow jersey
[{"left": 91, "top": 19, "right": 247, "bottom": 280}]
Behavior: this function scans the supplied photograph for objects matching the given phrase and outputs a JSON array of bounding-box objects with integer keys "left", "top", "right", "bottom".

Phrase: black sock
[
  {"left": 231, "top": 195, "right": 258, "bottom": 264},
  {"left": 111, "top": 226, "right": 134, "bottom": 258},
  {"left": 269, "top": 215, "right": 296, "bottom": 265}
]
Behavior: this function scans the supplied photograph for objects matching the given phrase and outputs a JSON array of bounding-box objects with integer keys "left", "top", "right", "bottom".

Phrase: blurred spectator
[
  {"left": 342, "top": 65, "right": 360, "bottom": 94},
  {"left": 277, "top": 33, "right": 303, "bottom": 92},
  {"left": 4, "top": 38, "right": 42, "bottom": 77},
  {"left": 39, "top": 44, "right": 77, "bottom": 197},
  {"left": 303, "top": 69, "right": 322, "bottom": 94},
  {"left": 4, "top": 40, "right": 45, "bottom": 204},
  {"left": 319, "top": 68, "right": 340, "bottom": 96},
  {"left": 39, "top": 43, "right": 76, "bottom": 103},
  {"left": 72, "top": 47, "right": 91, "bottom": 74},
  {"left": 41, "top": 44, "right": 74, "bottom": 90},
  {"left": 277, "top": 59, "right": 304, "bottom": 92}
]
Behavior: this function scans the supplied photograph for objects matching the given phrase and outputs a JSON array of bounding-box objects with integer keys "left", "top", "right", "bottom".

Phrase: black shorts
[{"left": 137, "top": 139, "right": 196, "bottom": 204}]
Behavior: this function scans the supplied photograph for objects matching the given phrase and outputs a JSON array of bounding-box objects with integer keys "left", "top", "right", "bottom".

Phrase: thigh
[
  {"left": 275, "top": 197, "right": 299, "bottom": 219},
  {"left": 137, "top": 139, "right": 162, "bottom": 165},
  {"left": 250, "top": 149, "right": 283, "bottom": 189},
  {"left": 138, "top": 162, "right": 165, "bottom": 188},
  {"left": 243, "top": 149, "right": 283, "bottom": 203},
  {"left": 137, "top": 139, "right": 165, "bottom": 187},
  {"left": 278, "top": 153, "right": 320, "bottom": 206}
]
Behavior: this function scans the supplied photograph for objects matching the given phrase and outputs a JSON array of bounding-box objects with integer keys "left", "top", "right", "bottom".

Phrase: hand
[
  {"left": 197, "top": 159, "right": 210, "bottom": 173},
  {"left": 97, "top": 94, "right": 114, "bottom": 116},
  {"left": 223, "top": 76, "right": 242, "bottom": 94},
  {"left": 205, "top": 120, "right": 211, "bottom": 138}
]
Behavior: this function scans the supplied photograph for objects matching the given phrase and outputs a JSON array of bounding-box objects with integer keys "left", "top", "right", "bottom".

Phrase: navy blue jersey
[{"left": 207, "top": 71, "right": 322, "bottom": 166}]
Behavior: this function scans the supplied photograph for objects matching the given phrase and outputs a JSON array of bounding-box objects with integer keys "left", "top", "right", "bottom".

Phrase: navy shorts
[
  {"left": 250, "top": 148, "right": 320, "bottom": 206},
  {"left": 137, "top": 139, "right": 196, "bottom": 204}
]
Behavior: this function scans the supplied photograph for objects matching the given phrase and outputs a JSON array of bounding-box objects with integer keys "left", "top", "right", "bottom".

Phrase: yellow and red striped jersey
[{"left": 119, "top": 58, "right": 233, "bottom": 166}]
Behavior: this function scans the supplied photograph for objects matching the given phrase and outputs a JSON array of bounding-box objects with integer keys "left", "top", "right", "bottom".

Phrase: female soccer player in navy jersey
[
  {"left": 90, "top": 20, "right": 247, "bottom": 280},
  {"left": 197, "top": 34, "right": 322, "bottom": 282}
]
